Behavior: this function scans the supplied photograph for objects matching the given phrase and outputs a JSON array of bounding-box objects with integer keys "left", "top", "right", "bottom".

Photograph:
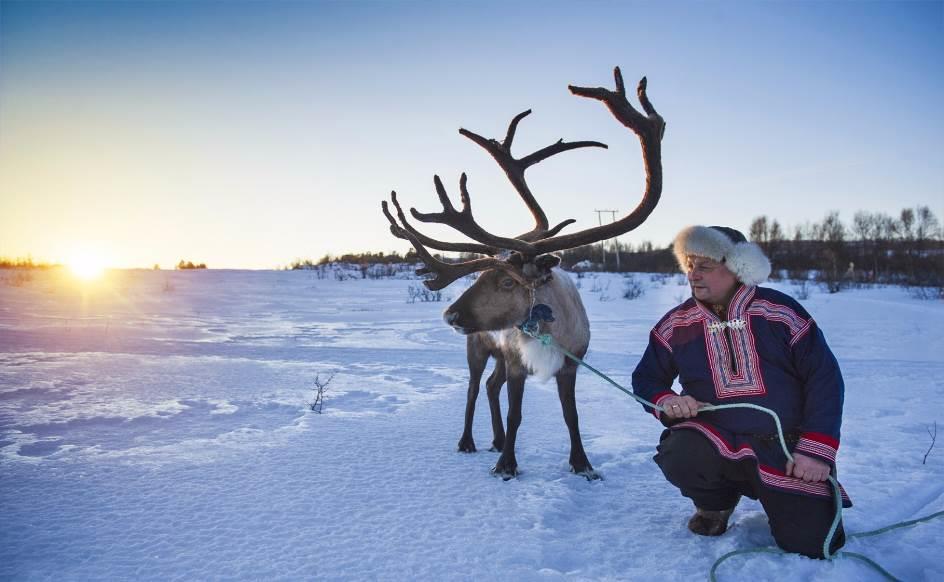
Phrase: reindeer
[{"left": 382, "top": 67, "right": 665, "bottom": 479}]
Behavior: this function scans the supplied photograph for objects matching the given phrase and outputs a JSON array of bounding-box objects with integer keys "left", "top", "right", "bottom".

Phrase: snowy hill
[{"left": 1, "top": 269, "right": 942, "bottom": 581}]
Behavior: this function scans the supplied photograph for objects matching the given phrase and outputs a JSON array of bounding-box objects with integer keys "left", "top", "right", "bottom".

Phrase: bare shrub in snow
[
  {"left": 793, "top": 279, "right": 811, "bottom": 300},
  {"left": 925, "top": 422, "right": 937, "bottom": 465},
  {"left": 406, "top": 284, "right": 443, "bottom": 303},
  {"left": 589, "top": 277, "right": 609, "bottom": 294},
  {"left": 365, "top": 264, "right": 399, "bottom": 279},
  {"left": 623, "top": 275, "right": 645, "bottom": 300},
  {"left": 817, "top": 272, "right": 846, "bottom": 294},
  {"left": 650, "top": 273, "right": 669, "bottom": 286},
  {"left": 908, "top": 286, "right": 944, "bottom": 301},
  {"left": 309, "top": 373, "right": 335, "bottom": 414}
]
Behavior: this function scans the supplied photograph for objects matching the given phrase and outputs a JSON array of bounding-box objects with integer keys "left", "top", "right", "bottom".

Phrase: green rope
[
  {"left": 521, "top": 329, "right": 942, "bottom": 581},
  {"left": 709, "top": 548, "right": 900, "bottom": 582},
  {"left": 849, "top": 510, "right": 944, "bottom": 539}
]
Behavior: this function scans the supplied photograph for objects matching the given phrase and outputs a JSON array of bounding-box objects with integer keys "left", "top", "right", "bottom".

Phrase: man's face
[{"left": 685, "top": 256, "right": 739, "bottom": 306}]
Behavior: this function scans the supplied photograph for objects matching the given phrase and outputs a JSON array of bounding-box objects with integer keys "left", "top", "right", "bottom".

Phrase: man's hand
[
  {"left": 786, "top": 452, "right": 831, "bottom": 482},
  {"left": 661, "top": 395, "right": 705, "bottom": 419}
]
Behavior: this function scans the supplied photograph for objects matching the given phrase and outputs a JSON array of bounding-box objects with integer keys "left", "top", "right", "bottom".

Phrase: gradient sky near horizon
[{"left": 1, "top": 0, "right": 942, "bottom": 269}]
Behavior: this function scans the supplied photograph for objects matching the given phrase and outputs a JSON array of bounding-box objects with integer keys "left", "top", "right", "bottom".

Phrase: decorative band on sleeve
[
  {"left": 795, "top": 432, "right": 839, "bottom": 463},
  {"left": 652, "top": 391, "right": 676, "bottom": 419}
]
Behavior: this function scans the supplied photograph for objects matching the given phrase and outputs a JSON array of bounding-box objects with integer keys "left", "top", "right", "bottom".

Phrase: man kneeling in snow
[{"left": 631, "top": 225, "right": 850, "bottom": 558}]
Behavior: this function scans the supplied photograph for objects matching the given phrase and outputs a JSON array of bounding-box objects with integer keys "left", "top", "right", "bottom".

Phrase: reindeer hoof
[
  {"left": 490, "top": 466, "right": 519, "bottom": 481},
  {"left": 457, "top": 436, "right": 477, "bottom": 453},
  {"left": 489, "top": 440, "right": 504, "bottom": 453},
  {"left": 491, "top": 458, "right": 519, "bottom": 480},
  {"left": 573, "top": 468, "right": 602, "bottom": 481},
  {"left": 571, "top": 462, "right": 601, "bottom": 481}
]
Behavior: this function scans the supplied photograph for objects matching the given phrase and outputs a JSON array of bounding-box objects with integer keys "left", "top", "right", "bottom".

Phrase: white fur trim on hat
[{"left": 673, "top": 225, "right": 771, "bottom": 286}]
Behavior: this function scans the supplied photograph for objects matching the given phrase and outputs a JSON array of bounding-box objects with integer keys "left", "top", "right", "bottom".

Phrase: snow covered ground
[{"left": 1, "top": 268, "right": 942, "bottom": 581}]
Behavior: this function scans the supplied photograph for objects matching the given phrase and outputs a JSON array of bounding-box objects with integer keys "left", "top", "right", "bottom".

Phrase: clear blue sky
[{"left": 1, "top": 0, "right": 941, "bottom": 268}]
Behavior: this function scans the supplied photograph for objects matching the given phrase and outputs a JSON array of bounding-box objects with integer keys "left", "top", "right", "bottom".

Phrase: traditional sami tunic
[{"left": 632, "top": 284, "right": 852, "bottom": 507}]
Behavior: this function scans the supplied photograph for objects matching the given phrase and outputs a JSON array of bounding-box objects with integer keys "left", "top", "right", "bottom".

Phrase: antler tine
[
  {"left": 636, "top": 76, "right": 661, "bottom": 121},
  {"left": 503, "top": 109, "right": 531, "bottom": 149},
  {"left": 614, "top": 66, "right": 627, "bottom": 97},
  {"left": 531, "top": 69, "right": 665, "bottom": 254},
  {"left": 381, "top": 200, "right": 509, "bottom": 290},
  {"left": 541, "top": 218, "right": 578, "bottom": 239},
  {"left": 417, "top": 257, "right": 514, "bottom": 291},
  {"left": 517, "top": 138, "right": 609, "bottom": 170},
  {"left": 409, "top": 174, "right": 537, "bottom": 255},
  {"left": 460, "top": 114, "right": 607, "bottom": 243},
  {"left": 410, "top": 239, "right": 503, "bottom": 291},
  {"left": 383, "top": 192, "right": 498, "bottom": 256}
]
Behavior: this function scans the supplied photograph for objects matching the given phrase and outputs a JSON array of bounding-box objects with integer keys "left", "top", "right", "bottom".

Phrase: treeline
[
  {"left": 557, "top": 206, "right": 943, "bottom": 290},
  {"left": 0, "top": 257, "right": 59, "bottom": 269},
  {"left": 746, "top": 206, "right": 942, "bottom": 289},
  {"left": 290, "top": 250, "right": 419, "bottom": 270},
  {"left": 317, "top": 206, "right": 942, "bottom": 293}
]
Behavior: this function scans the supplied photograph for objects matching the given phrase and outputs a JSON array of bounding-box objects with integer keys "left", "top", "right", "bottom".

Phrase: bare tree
[{"left": 749, "top": 215, "right": 770, "bottom": 247}]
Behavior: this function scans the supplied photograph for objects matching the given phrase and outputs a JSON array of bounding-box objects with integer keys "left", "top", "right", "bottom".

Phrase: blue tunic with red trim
[{"left": 632, "top": 284, "right": 851, "bottom": 507}]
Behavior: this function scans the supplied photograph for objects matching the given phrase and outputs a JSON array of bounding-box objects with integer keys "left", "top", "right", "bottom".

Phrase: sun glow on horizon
[{"left": 67, "top": 249, "right": 108, "bottom": 281}]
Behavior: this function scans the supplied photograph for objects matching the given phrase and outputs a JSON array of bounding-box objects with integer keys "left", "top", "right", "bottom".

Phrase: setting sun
[{"left": 68, "top": 251, "right": 107, "bottom": 281}]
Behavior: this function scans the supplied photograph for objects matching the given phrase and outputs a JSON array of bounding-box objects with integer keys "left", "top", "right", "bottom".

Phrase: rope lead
[{"left": 519, "top": 328, "right": 941, "bottom": 582}]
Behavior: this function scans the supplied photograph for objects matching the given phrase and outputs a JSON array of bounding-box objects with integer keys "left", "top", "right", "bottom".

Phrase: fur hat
[{"left": 673, "top": 225, "right": 771, "bottom": 286}]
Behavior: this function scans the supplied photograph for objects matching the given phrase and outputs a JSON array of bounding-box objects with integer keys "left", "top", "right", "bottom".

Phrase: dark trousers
[{"left": 654, "top": 428, "right": 846, "bottom": 559}]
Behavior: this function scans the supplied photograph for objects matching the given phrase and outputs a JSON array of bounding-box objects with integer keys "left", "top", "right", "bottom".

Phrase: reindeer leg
[
  {"left": 458, "top": 335, "right": 490, "bottom": 453},
  {"left": 492, "top": 372, "right": 525, "bottom": 479},
  {"left": 557, "top": 364, "right": 599, "bottom": 480},
  {"left": 485, "top": 356, "right": 506, "bottom": 452}
]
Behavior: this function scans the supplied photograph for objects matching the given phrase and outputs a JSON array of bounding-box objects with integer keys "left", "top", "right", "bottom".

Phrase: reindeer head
[
  {"left": 443, "top": 253, "right": 561, "bottom": 334},
  {"left": 382, "top": 67, "right": 665, "bottom": 331}
]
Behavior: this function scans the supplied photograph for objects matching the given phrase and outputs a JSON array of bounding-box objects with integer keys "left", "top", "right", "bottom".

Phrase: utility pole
[{"left": 594, "top": 209, "right": 620, "bottom": 271}]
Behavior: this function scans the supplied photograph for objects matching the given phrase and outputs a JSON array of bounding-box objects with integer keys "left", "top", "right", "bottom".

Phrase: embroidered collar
[
  {"left": 695, "top": 285, "right": 756, "bottom": 326},
  {"left": 706, "top": 318, "right": 747, "bottom": 334}
]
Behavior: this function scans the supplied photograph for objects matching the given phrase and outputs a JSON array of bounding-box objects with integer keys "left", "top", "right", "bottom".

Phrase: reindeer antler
[
  {"left": 408, "top": 174, "right": 537, "bottom": 255},
  {"left": 530, "top": 68, "right": 664, "bottom": 254},
  {"left": 458, "top": 110, "right": 607, "bottom": 242},
  {"left": 382, "top": 191, "right": 498, "bottom": 256},
  {"left": 383, "top": 66, "right": 665, "bottom": 290},
  {"left": 381, "top": 196, "right": 516, "bottom": 291}
]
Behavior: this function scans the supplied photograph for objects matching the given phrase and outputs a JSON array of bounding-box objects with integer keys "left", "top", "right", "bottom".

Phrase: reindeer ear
[
  {"left": 507, "top": 252, "right": 526, "bottom": 268},
  {"left": 534, "top": 254, "right": 561, "bottom": 272}
]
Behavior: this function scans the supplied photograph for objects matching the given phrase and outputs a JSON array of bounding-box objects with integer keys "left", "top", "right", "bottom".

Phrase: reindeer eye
[{"left": 500, "top": 278, "right": 516, "bottom": 289}]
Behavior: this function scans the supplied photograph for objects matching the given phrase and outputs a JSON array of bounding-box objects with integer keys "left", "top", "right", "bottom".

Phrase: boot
[{"left": 687, "top": 507, "right": 734, "bottom": 536}]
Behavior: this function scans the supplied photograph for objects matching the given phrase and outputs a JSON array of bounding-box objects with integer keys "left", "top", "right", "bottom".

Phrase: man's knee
[
  {"left": 764, "top": 492, "right": 846, "bottom": 559},
  {"left": 771, "top": 524, "right": 845, "bottom": 559},
  {"left": 655, "top": 430, "right": 724, "bottom": 486}
]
